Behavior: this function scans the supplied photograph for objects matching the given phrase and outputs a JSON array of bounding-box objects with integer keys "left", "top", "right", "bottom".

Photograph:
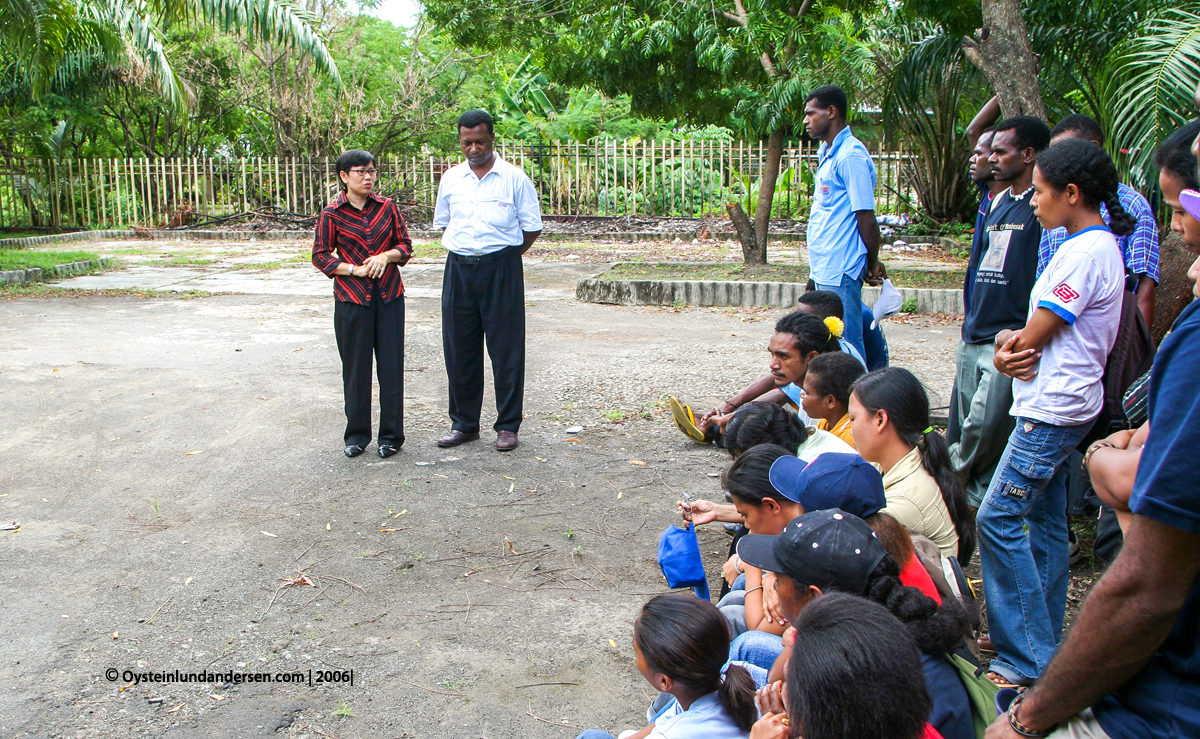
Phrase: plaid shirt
[
  {"left": 312, "top": 192, "right": 412, "bottom": 305},
  {"left": 1037, "top": 182, "right": 1160, "bottom": 282}
]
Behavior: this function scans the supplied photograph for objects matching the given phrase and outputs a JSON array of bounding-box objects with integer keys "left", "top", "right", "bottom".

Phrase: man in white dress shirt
[{"left": 432, "top": 110, "right": 543, "bottom": 451}]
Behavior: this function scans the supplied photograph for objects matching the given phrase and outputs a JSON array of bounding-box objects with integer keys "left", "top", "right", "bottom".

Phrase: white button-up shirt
[{"left": 432, "top": 156, "right": 543, "bottom": 256}]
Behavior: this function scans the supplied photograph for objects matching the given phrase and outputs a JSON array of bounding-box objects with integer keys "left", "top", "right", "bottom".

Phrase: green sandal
[{"left": 670, "top": 396, "right": 710, "bottom": 444}]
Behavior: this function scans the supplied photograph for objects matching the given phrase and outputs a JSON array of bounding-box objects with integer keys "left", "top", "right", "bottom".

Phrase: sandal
[
  {"left": 669, "top": 397, "right": 710, "bottom": 444},
  {"left": 986, "top": 671, "right": 1027, "bottom": 690}
]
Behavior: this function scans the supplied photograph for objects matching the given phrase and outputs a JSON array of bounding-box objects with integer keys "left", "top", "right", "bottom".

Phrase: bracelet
[
  {"left": 1008, "top": 693, "right": 1056, "bottom": 738},
  {"left": 349, "top": 265, "right": 356, "bottom": 277},
  {"left": 734, "top": 555, "right": 744, "bottom": 575},
  {"left": 1082, "top": 441, "right": 1118, "bottom": 477},
  {"left": 744, "top": 585, "right": 763, "bottom": 595}
]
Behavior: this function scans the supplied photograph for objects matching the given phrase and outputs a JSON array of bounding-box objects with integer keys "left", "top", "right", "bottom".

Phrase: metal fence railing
[{"left": 0, "top": 141, "right": 920, "bottom": 230}]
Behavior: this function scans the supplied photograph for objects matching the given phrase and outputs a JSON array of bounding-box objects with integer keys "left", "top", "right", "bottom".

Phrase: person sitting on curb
[
  {"left": 738, "top": 510, "right": 974, "bottom": 739},
  {"left": 800, "top": 351, "right": 865, "bottom": 447},
  {"left": 801, "top": 280, "right": 890, "bottom": 370},
  {"left": 669, "top": 311, "right": 844, "bottom": 443},
  {"left": 795, "top": 289, "right": 868, "bottom": 368}
]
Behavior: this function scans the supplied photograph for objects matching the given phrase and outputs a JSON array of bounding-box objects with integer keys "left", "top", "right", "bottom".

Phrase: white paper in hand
[{"left": 872, "top": 279, "right": 904, "bottom": 329}]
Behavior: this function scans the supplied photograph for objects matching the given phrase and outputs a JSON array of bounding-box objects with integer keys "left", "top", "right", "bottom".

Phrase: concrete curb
[
  {"left": 576, "top": 265, "right": 965, "bottom": 315},
  {"left": 0, "top": 230, "right": 136, "bottom": 249},
  {"left": 1, "top": 258, "right": 114, "bottom": 285}
]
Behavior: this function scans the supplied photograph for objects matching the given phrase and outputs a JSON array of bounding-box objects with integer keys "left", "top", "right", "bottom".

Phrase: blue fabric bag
[{"left": 657, "top": 522, "right": 710, "bottom": 600}]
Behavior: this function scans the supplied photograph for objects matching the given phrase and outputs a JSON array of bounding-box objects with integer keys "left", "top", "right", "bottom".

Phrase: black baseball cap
[{"left": 736, "top": 509, "right": 886, "bottom": 595}]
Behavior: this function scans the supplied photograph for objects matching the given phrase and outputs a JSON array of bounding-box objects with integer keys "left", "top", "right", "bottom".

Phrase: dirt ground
[{"left": 1, "top": 243, "right": 966, "bottom": 738}]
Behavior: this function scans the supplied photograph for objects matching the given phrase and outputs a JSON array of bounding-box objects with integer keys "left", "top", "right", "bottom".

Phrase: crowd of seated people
[{"left": 573, "top": 114, "right": 1200, "bottom": 739}]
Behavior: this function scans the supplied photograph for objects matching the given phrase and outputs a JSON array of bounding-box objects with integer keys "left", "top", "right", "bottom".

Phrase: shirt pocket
[
  {"left": 449, "top": 195, "right": 474, "bottom": 223},
  {"left": 479, "top": 198, "right": 513, "bottom": 229}
]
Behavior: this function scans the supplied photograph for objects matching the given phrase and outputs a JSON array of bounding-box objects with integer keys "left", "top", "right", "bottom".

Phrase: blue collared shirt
[
  {"left": 806, "top": 127, "right": 877, "bottom": 284},
  {"left": 432, "top": 155, "right": 543, "bottom": 256},
  {"left": 1037, "top": 182, "right": 1159, "bottom": 282}
]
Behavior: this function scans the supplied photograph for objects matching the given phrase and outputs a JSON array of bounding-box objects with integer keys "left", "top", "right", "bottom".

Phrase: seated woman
[
  {"left": 800, "top": 351, "right": 866, "bottom": 447},
  {"left": 750, "top": 592, "right": 940, "bottom": 739},
  {"left": 738, "top": 510, "right": 974, "bottom": 739},
  {"left": 722, "top": 401, "right": 856, "bottom": 460},
  {"left": 848, "top": 367, "right": 976, "bottom": 565},
  {"left": 575, "top": 593, "right": 757, "bottom": 739}
]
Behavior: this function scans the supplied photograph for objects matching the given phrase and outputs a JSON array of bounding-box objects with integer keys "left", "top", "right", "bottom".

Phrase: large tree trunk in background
[
  {"left": 727, "top": 202, "right": 759, "bottom": 264},
  {"left": 748, "top": 128, "right": 785, "bottom": 264},
  {"left": 961, "top": 0, "right": 1046, "bottom": 120},
  {"left": 1152, "top": 230, "right": 1196, "bottom": 344}
]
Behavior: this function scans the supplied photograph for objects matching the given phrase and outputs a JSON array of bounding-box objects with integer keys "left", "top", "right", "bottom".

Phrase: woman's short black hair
[
  {"left": 721, "top": 443, "right": 794, "bottom": 505},
  {"left": 335, "top": 150, "right": 375, "bottom": 192},
  {"left": 457, "top": 109, "right": 494, "bottom": 134},
  {"left": 721, "top": 402, "right": 807, "bottom": 459},
  {"left": 786, "top": 592, "right": 931, "bottom": 739},
  {"left": 1153, "top": 119, "right": 1200, "bottom": 191}
]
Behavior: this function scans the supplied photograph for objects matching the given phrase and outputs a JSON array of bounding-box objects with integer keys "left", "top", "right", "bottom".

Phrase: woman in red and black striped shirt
[{"left": 312, "top": 150, "right": 412, "bottom": 458}]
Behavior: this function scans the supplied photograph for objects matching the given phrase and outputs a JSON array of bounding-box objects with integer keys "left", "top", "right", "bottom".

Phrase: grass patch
[
  {"left": 0, "top": 250, "right": 99, "bottom": 271},
  {"left": 409, "top": 240, "right": 446, "bottom": 260},
  {"left": 600, "top": 262, "right": 966, "bottom": 290},
  {"left": 0, "top": 285, "right": 214, "bottom": 299},
  {"left": 159, "top": 256, "right": 217, "bottom": 266}
]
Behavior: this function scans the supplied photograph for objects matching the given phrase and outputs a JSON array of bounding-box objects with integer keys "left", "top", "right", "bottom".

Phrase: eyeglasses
[{"left": 348, "top": 168, "right": 378, "bottom": 177}]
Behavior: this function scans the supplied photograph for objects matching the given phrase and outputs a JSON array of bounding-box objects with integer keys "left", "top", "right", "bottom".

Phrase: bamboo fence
[{"left": 0, "top": 140, "right": 920, "bottom": 230}]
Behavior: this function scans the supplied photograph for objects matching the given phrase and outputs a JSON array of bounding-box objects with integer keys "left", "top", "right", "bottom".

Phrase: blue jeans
[
  {"left": 728, "top": 629, "right": 785, "bottom": 672},
  {"left": 977, "top": 416, "right": 1093, "bottom": 684},
  {"left": 815, "top": 273, "right": 866, "bottom": 359},
  {"left": 575, "top": 732, "right": 615, "bottom": 739}
]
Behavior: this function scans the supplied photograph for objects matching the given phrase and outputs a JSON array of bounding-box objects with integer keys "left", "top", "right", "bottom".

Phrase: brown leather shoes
[
  {"left": 496, "top": 430, "right": 519, "bottom": 451},
  {"left": 436, "top": 430, "right": 479, "bottom": 448}
]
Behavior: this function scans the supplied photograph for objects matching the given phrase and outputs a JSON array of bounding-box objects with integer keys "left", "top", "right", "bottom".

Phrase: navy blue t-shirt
[
  {"left": 960, "top": 187, "right": 1041, "bottom": 344},
  {"left": 860, "top": 304, "right": 888, "bottom": 371},
  {"left": 923, "top": 651, "right": 974, "bottom": 739},
  {"left": 963, "top": 182, "right": 993, "bottom": 314},
  {"left": 1093, "top": 299, "right": 1200, "bottom": 739}
]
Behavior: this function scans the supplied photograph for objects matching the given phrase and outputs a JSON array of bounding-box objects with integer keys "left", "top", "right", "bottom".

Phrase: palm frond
[
  {"left": 191, "top": 0, "right": 341, "bottom": 88},
  {"left": 1106, "top": 3, "right": 1200, "bottom": 189}
]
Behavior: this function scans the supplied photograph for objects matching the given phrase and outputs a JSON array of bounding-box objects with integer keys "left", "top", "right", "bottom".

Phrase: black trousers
[
  {"left": 442, "top": 246, "right": 525, "bottom": 433},
  {"left": 333, "top": 285, "right": 405, "bottom": 448}
]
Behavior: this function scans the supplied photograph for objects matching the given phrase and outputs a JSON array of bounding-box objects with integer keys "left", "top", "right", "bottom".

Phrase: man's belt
[{"left": 449, "top": 246, "right": 520, "bottom": 265}]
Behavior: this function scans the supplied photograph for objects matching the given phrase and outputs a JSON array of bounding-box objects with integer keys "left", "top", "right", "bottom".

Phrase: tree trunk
[
  {"left": 727, "top": 202, "right": 758, "bottom": 263},
  {"left": 961, "top": 0, "right": 1046, "bottom": 120},
  {"left": 747, "top": 128, "right": 785, "bottom": 265}
]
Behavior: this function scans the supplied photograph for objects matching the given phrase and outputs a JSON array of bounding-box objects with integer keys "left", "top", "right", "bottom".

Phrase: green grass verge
[
  {"left": 0, "top": 250, "right": 100, "bottom": 271},
  {"left": 0, "top": 285, "right": 214, "bottom": 299},
  {"left": 600, "top": 262, "right": 966, "bottom": 290}
]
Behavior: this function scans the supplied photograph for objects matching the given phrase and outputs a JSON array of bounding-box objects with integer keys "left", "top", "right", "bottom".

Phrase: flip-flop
[
  {"left": 986, "top": 672, "right": 1027, "bottom": 690},
  {"left": 669, "top": 396, "right": 710, "bottom": 444}
]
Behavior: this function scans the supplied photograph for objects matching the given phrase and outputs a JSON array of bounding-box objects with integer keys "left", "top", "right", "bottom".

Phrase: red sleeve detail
[{"left": 312, "top": 210, "right": 340, "bottom": 278}]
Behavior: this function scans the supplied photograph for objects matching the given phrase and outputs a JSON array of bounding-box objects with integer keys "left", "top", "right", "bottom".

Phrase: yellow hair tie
[{"left": 823, "top": 316, "right": 845, "bottom": 339}]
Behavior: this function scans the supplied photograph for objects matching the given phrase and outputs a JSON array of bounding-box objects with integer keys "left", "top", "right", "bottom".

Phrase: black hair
[
  {"left": 804, "top": 278, "right": 817, "bottom": 291},
  {"left": 1051, "top": 114, "right": 1104, "bottom": 147},
  {"left": 796, "top": 290, "right": 845, "bottom": 320},
  {"left": 850, "top": 368, "right": 976, "bottom": 565},
  {"left": 992, "top": 115, "right": 1052, "bottom": 153},
  {"left": 457, "top": 109, "right": 494, "bottom": 134},
  {"left": 334, "top": 149, "right": 375, "bottom": 192},
  {"left": 805, "top": 352, "right": 865, "bottom": 409},
  {"left": 775, "top": 311, "right": 841, "bottom": 357},
  {"left": 861, "top": 553, "right": 972, "bottom": 655},
  {"left": 635, "top": 594, "right": 758, "bottom": 732},
  {"left": 786, "top": 592, "right": 931, "bottom": 739},
  {"left": 721, "top": 443, "right": 794, "bottom": 505},
  {"left": 805, "top": 85, "right": 849, "bottom": 121},
  {"left": 721, "top": 403, "right": 808, "bottom": 459},
  {"left": 1153, "top": 118, "right": 1200, "bottom": 191},
  {"left": 1036, "top": 138, "right": 1136, "bottom": 237}
]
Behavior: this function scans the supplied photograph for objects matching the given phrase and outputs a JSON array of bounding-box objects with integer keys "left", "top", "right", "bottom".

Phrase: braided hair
[
  {"left": 862, "top": 553, "right": 973, "bottom": 655},
  {"left": 850, "top": 368, "right": 976, "bottom": 566},
  {"left": 1035, "top": 138, "right": 1135, "bottom": 237}
]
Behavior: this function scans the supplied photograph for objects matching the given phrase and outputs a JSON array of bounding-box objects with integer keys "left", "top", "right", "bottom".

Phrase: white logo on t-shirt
[{"left": 980, "top": 230, "right": 1012, "bottom": 272}]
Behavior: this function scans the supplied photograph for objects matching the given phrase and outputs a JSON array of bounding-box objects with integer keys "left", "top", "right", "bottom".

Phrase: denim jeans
[
  {"left": 815, "top": 273, "right": 866, "bottom": 359},
  {"left": 728, "top": 629, "right": 785, "bottom": 672},
  {"left": 977, "top": 416, "right": 1093, "bottom": 684}
]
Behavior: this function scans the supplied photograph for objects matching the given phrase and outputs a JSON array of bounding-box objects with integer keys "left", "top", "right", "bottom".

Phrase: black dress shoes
[
  {"left": 377, "top": 444, "right": 400, "bottom": 458},
  {"left": 345, "top": 444, "right": 365, "bottom": 458},
  {"left": 437, "top": 430, "right": 480, "bottom": 448}
]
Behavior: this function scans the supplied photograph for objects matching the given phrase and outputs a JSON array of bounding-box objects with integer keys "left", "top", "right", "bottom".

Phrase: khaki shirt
[{"left": 881, "top": 447, "right": 959, "bottom": 559}]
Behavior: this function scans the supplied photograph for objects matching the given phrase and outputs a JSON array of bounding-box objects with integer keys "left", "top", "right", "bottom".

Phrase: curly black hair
[
  {"left": 775, "top": 310, "right": 841, "bottom": 356},
  {"left": 993, "top": 115, "right": 1051, "bottom": 153},
  {"left": 1153, "top": 119, "right": 1200, "bottom": 191},
  {"left": 721, "top": 402, "right": 808, "bottom": 459},
  {"left": 1035, "top": 138, "right": 1136, "bottom": 237},
  {"left": 862, "top": 553, "right": 973, "bottom": 656}
]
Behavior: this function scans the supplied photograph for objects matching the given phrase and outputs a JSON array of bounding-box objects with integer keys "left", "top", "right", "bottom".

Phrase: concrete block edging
[
  {"left": 0, "top": 258, "right": 114, "bottom": 285},
  {"left": 576, "top": 264, "right": 965, "bottom": 315}
]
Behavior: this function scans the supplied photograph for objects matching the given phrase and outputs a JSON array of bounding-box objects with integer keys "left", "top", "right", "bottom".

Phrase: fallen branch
[
  {"left": 516, "top": 682, "right": 580, "bottom": 689},
  {"left": 399, "top": 678, "right": 466, "bottom": 697},
  {"left": 526, "top": 700, "right": 581, "bottom": 729}
]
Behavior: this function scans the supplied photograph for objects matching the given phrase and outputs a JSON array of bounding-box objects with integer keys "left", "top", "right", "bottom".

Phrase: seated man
[{"left": 670, "top": 310, "right": 844, "bottom": 443}]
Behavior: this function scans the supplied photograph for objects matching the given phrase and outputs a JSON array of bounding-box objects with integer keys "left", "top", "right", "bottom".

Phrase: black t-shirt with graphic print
[{"left": 961, "top": 187, "right": 1042, "bottom": 344}]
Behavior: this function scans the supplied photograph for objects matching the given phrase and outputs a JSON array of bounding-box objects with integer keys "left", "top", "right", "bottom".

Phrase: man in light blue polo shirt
[{"left": 803, "top": 85, "right": 884, "bottom": 359}]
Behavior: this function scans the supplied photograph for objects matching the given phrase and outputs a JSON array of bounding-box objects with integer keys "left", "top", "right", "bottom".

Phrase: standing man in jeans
[
  {"left": 802, "top": 85, "right": 885, "bottom": 360},
  {"left": 949, "top": 116, "right": 1050, "bottom": 508},
  {"left": 432, "top": 110, "right": 543, "bottom": 452}
]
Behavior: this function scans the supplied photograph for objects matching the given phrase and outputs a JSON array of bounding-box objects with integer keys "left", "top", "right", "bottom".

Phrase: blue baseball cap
[{"left": 768, "top": 453, "right": 886, "bottom": 519}]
